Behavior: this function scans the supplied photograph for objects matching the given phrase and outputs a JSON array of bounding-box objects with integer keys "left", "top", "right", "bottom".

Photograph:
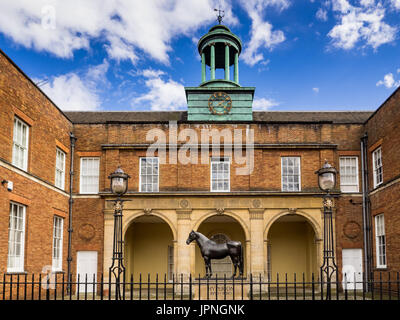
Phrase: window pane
[
  {"left": 140, "top": 158, "right": 159, "bottom": 192},
  {"left": 8, "top": 203, "right": 25, "bottom": 272},
  {"left": 281, "top": 157, "right": 300, "bottom": 192},
  {"left": 80, "top": 158, "right": 99, "bottom": 193},
  {"left": 211, "top": 159, "right": 230, "bottom": 191}
]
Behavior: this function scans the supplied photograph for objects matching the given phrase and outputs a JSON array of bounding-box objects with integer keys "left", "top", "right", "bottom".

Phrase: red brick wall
[
  {"left": 366, "top": 88, "right": 400, "bottom": 273},
  {"left": 71, "top": 122, "right": 364, "bottom": 193},
  {"left": 71, "top": 198, "right": 105, "bottom": 278},
  {"left": 0, "top": 166, "right": 69, "bottom": 274},
  {"left": 0, "top": 51, "right": 71, "bottom": 275},
  {"left": 335, "top": 196, "right": 364, "bottom": 280}
]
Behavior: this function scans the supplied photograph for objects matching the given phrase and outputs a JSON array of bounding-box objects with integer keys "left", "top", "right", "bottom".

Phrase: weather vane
[{"left": 214, "top": 7, "right": 224, "bottom": 24}]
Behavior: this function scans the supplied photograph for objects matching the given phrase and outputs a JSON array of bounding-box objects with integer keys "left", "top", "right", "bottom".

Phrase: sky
[{"left": 0, "top": 0, "right": 399, "bottom": 112}]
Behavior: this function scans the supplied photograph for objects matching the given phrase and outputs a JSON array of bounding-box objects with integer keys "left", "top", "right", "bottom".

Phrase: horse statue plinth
[{"left": 186, "top": 230, "right": 244, "bottom": 279}]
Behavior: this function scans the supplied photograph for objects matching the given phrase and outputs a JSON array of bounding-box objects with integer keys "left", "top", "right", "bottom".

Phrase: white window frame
[
  {"left": 12, "top": 117, "right": 29, "bottom": 171},
  {"left": 55, "top": 148, "right": 66, "bottom": 190},
  {"left": 80, "top": 157, "right": 100, "bottom": 194},
  {"left": 139, "top": 157, "right": 159, "bottom": 192},
  {"left": 210, "top": 157, "right": 230, "bottom": 192},
  {"left": 372, "top": 147, "right": 383, "bottom": 188},
  {"left": 281, "top": 157, "right": 301, "bottom": 192},
  {"left": 52, "top": 216, "right": 64, "bottom": 272},
  {"left": 7, "top": 202, "right": 26, "bottom": 273},
  {"left": 375, "top": 214, "right": 386, "bottom": 269},
  {"left": 339, "top": 156, "right": 359, "bottom": 193}
]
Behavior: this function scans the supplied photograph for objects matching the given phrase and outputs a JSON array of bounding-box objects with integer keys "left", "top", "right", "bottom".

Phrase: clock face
[{"left": 208, "top": 92, "right": 232, "bottom": 115}]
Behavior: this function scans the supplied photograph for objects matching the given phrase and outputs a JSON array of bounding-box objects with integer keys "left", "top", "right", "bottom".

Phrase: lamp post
[
  {"left": 315, "top": 160, "right": 338, "bottom": 300},
  {"left": 108, "top": 166, "right": 130, "bottom": 300}
]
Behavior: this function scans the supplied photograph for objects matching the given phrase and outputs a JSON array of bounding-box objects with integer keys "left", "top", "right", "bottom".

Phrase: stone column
[
  {"left": 249, "top": 209, "right": 265, "bottom": 276},
  {"left": 210, "top": 44, "right": 215, "bottom": 80},
  {"left": 201, "top": 51, "right": 206, "bottom": 83},
  {"left": 176, "top": 209, "right": 192, "bottom": 295},
  {"left": 103, "top": 208, "right": 114, "bottom": 296},
  {"left": 234, "top": 51, "right": 239, "bottom": 83},
  {"left": 224, "top": 43, "right": 230, "bottom": 81}
]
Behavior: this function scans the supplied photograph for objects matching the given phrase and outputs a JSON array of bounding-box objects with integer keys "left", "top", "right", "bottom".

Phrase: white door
[
  {"left": 342, "top": 249, "right": 363, "bottom": 290},
  {"left": 76, "top": 251, "right": 98, "bottom": 294}
]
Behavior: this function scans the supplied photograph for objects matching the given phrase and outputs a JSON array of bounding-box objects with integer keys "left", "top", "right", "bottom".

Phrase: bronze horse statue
[{"left": 186, "top": 230, "right": 243, "bottom": 279}]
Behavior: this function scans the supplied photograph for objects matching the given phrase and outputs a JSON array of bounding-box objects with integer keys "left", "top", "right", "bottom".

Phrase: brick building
[{"left": 0, "top": 23, "right": 399, "bottom": 294}]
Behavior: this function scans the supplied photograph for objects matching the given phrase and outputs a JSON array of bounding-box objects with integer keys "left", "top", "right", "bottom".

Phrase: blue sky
[{"left": 0, "top": 0, "right": 399, "bottom": 112}]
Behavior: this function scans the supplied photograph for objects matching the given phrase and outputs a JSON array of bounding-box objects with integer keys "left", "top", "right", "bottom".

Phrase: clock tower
[{"left": 185, "top": 23, "right": 255, "bottom": 121}]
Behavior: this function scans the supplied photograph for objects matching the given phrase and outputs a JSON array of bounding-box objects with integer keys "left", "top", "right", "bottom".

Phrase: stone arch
[
  {"left": 264, "top": 210, "right": 321, "bottom": 282},
  {"left": 193, "top": 210, "right": 250, "bottom": 241},
  {"left": 123, "top": 211, "right": 176, "bottom": 280},
  {"left": 264, "top": 209, "right": 321, "bottom": 241},
  {"left": 193, "top": 212, "right": 248, "bottom": 277},
  {"left": 122, "top": 210, "right": 177, "bottom": 241}
]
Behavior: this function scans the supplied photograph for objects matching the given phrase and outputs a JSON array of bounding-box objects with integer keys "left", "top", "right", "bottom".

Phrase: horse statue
[{"left": 186, "top": 230, "right": 243, "bottom": 279}]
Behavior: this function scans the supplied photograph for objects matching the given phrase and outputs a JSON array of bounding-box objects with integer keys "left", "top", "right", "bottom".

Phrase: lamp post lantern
[
  {"left": 315, "top": 160, "right": 338, "bottom": 300},
  {"left": 108, "top": 166, "right": 130, "bottom": 300}
]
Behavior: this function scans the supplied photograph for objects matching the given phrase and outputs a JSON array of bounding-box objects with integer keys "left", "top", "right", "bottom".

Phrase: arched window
[{"left": 210, "top": 233, "right": 232, "bottom": 278}]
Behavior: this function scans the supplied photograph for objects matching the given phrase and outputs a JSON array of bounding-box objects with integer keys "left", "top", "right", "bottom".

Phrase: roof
[{"left": 64, "top": 111, "right": 373, "bottom": 124}]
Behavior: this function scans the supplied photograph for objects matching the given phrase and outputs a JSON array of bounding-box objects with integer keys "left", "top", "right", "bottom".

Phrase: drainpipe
[
  {"left": 361, "top": 133, "right": 372, "bottom": 287},
  {"left": 67, "top": 132, "right": 77, "bottom": 293}
]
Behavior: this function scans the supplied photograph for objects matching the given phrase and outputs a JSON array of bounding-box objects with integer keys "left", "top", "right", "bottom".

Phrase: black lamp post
[
  {"left": 315, "top": 160, "right": 338, "bottom": 300},
  {"left": 108, "top": 166, "right": 130, "bottom": 300}
]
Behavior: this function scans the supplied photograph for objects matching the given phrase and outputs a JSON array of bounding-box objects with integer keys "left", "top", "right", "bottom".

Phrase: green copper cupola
[
  {"left": 198, "top": 24, "right": 242, "bottom": 85},
  {"left": 185, "top": 22, "right": 255, "bottom": 122}
]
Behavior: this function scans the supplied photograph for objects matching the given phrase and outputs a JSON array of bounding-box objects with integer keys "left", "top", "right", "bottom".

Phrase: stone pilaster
[
  {"left": 249, "top": 209, "right": 265, "bottom": 276},
  {"left": 103, "top": 209, "right": 114, "bottom": 295},
  {"left": 176, "top": 209, "right": 192, "bottom": 278}
]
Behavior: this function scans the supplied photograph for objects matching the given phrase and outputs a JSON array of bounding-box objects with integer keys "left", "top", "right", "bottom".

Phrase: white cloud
[
  {"left": 316, "top": 8, "right": 328, "bottom": 21},
  {"left": 36, "top": 60, "right": 110, "bottom": 110},
  {"left": 132, "top": 69, "right": 186, "bottom": 111},
  {"left": 252, "top": 97, "right": 279, "bottom": 110},
  {"left": 391, "top": 0, "right": 400, "bottom": 10},
  {"left": 360, "top": 0, "right": 375, "bottom": 7},
  {"left": 376, "top": 72, "right": 400, "bottom": 88},
  {"left": 313, "top": 87, "right": 320, "bottom": 93},
  {"left": 328, "top": 0, "right": 397, "bottom": 50},
  {"left": 0, "top": 0, "right": 237, "bottom": 64},
  {"left": 239, "top": 0, "right": 288, "bottom": 66},
  {"left": 38, "top": 74, "right": 101, "bottom": 111}
]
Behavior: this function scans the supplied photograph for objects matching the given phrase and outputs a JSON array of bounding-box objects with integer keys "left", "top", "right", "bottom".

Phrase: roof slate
[{"left": 64, "top": 111, "right": 373, "bottom": 124}]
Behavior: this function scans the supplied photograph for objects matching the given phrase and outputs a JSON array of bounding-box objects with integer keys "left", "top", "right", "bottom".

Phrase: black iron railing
[{"left": 0, "top": 272, "right": 399, "bottom": 301}]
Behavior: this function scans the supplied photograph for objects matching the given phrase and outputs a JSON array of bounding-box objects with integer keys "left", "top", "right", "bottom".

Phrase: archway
[
  {"left": 124, "top": 215, "right": 174, "bottom": 280},
  {"left": 195, "top": 215, "right": 246, "bottom": 278},
  {"left": 267, "top": 214, "right": 318, "bottom": 283}
]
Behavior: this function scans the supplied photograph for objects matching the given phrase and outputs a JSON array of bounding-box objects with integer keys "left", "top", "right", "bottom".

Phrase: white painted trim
[
  {"left": 7, "top": 202, "right": 26, "bottom": 273},
  {"left": 55, "top": 148, "right": 66, "bottom": 190},
  {"left": 52, "top": 216, "right": 64, "bottom": 272},
  {"left": 210, "top": 157, "right": 230, "bottom": 192},
  {"left": 339, "top": 156, "right": 359, "bottom": 193},
  {"left": 12, "top": 117, "right": 29, "bottom": 171},
  {"left": 0, "top": 158, "right": 69, "bottom": 197},
  {"left": 139, "top": 157, "right": 159, "bottom": 192},
  {"left": 375, "top": 214, "right": 387, "bottom": 269},
  {"left": 281, "top": 156, "right": 301, "bottom": 192},
  {"left": 372, "top": 147, "right": 383, "bottom": 189},
  {"left": 79, "top": 157, "right": 100, "bottom": 194}
]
